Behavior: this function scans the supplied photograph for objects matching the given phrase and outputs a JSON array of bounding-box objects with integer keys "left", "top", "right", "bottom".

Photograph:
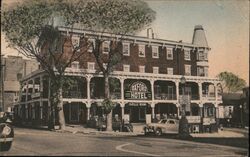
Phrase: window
[
  {"left": 167, "top": 120, "right": 175, "bottom": 124},
  {"left": 139, "top": 66, "right": 145, "bottom": 73},
  {"left": 102, "top": 41, "right": 110, "bottom": 54},
  {"left": 185, "top": 65, "right": 191, "bottom": 76},
  {"left": 197, "top": 50, "right": 208, "bottom": 61},
  {"left": 204, "top": 67, "right": 208, "bottom": 77},
  {"left": 138, "top": 45, "right": 145, "bottom": 57},
  {"left": 123, "top": 64, "right": 130, "bottom": 72},
  {"left": 87, "top": 39, "right": 95, "bottom": 52},
  {"left": 197, "top": 67, "right": 208, "bottom": 77},
  {"left": 87, "top": 62, "right": 95, "bottom": 70},
  {"left": 152, "top": 46, "right": 159, "bottom": 58},
  {"left": 166, "top": 48, "right": 173, "bottom": 60},
  {"left": 167, "top": 68, "right": 173, "bottom": 75},
  {"left": 123, "top": 43, "right": 130, "bottom": 56},
  {"left": 184, "top": 49, "right": 191, "bottom": 60},
  {"left": 72, "top": 36, "right": 80, "bottom": 52},
  {"left": 153, "top": 67, "right": 159, "bottom": 74},
  {"left": 71, "top": 61, "right": 79, "bottom": 69}
]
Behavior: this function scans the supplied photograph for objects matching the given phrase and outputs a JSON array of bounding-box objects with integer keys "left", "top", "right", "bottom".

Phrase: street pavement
[{"left": 0, "top": 127, "right": 248, "bottom": 156}]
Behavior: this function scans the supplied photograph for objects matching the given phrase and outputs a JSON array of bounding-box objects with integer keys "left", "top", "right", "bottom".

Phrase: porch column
[
  {"left": 120, "top": 78, "right": 124, "bottom": 100},
  {"left": 25, "top": 104, "right": 28, "bottom": 120},
  {"left": 199, "top": 103, "right": 204, "bottom": 117},
  {"left": 86, "top": 76, "right": 92, "bottom": 100},
  {"left": 32, "top": 79, "right": 35, "bottom": 94},
  {"left": 151, "top": 103, "right": 155, "bottom": 119},
  {"left": 175, "top": 80, "right": 179, "bottom": 101},
  {"left": 198, "top": 82, "right": 202, "bottom": 101},
  {"left": 25, "top": 82, "right": 28, "bottom": 102},
  {"left": 40, "top": 101, "right": 43, "bottom": 120},
  {"left": 86, "top": 103, "right": 91, "bottom": 120},
  {"left": 40, "top": 75, "right": 43, "bottom": 93},
  {"left": 150, "top": 79, "right": 155, "bottom": 101},
  {"left": 121, "top": 103, "right": 125, "bottom": 120},
  {"left": 176, "top": 103, "right": 180, "bottom": 119}
]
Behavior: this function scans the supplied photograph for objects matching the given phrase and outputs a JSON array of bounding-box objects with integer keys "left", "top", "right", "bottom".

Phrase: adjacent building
[
  {"left": 13, "top": 25, "right": 223, "bottom": 133},
  {"left": 0, "top": 56, "right": 39, "bottom": 112}
]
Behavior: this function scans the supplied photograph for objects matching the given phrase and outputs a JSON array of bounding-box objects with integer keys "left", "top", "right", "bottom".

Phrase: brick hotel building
[{"left": 13, "top": 25, "right": 223, "bottom": 133}]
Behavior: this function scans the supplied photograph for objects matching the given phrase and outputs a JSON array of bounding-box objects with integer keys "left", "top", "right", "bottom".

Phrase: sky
[{"left": 1, "top": 0, "right": 249, "bottom": 85}]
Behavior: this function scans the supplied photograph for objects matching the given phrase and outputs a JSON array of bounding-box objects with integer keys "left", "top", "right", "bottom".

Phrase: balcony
[
  {"left": 63, "top": 91, "right": 84, "bottom": 99},
  {"left": 110, "top": 92, "right": 121, "bottom": 99},
  {"left": 202, "top": 93, "right": 216, "bottom": 101},
  {"left": 31, "top": 92, "right": 41, "bottom": 99},
  {"left": 155, "top": 93, "right": 176, "bottom": 100}
]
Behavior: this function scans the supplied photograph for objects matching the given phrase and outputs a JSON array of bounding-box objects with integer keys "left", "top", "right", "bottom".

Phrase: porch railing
[
  {"left": 154, "top": 94, "right": 176, "bottom": 100},
  {"left": 63, "top": 91, "right": 85, "bottom": 98}
]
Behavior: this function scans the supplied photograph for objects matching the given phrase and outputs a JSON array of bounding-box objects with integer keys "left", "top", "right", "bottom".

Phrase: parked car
[
  {"left": 0, "top": 112, "right": 14, "bottom": 151},
  {"left": 143, "top": 119, "right": 179, "bottom": 136}
]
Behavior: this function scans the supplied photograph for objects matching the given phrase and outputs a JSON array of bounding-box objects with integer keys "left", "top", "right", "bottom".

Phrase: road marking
[{"left": 116, "top": 143, "right": 161, "bottom": 156}]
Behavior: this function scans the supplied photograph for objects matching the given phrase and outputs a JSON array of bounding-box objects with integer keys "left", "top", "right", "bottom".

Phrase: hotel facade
[{"left": 13, "top": 25, "right": 223, "bottom": 133}]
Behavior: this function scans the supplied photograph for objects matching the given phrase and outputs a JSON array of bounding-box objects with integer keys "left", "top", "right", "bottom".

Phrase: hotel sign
[{"left": 125, "top": 82, "right": 151, "bottom": 100}]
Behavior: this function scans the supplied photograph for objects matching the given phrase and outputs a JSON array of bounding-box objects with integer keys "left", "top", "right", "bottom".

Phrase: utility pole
[{"left": 0, "top": 55, "right": 5, "bottom": 112}]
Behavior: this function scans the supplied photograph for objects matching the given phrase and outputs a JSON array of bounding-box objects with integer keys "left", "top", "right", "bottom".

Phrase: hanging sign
[{"left": 125, "top": 81, "right": 151, "bottom": 100}]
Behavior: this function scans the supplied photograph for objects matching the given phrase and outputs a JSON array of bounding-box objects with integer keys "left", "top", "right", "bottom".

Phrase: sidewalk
[
  {"left": 190, "top": 129, "right": 247, "bottom": 138},
  {"left": 55, "top": 125, "right": 140, "bottom": 136}
]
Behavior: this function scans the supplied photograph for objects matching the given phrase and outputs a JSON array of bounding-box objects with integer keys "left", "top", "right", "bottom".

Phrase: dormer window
[
  {"left": 184, "top": 49, "right": 191, "bottom": 60},
  {"left": 103, "top": 41, "right": 110, "bottom": 54},
  {"left": 138, "top": 45, "right": 145, "bottom": 57},
  {"left": 152, "top": 46, "right": 159, "bottom": 58},
  {"left": 123, "top": 43, "right": 130, "bottom": 56}
]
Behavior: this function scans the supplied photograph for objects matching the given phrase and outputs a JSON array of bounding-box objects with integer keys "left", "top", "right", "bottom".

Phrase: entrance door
[
  {"left": 70, "top": 103, "right": 79, "bottom": 123},
  {"left": 139, "top": 106, "right": 146, "bottom": 121}
]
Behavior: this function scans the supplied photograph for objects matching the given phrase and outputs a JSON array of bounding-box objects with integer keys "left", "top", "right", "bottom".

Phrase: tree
[
  {"left": 2, "top": 0, "right": 155, "bottom": 131},
  {"left": 84, "top": 0, "right": 155, "bottom": 131},
  {"left": 217, "top": 71, "right": 246, "bottom": 93}
]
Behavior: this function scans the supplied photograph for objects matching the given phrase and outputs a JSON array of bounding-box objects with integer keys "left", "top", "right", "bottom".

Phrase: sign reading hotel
[{"left": 125, "top": 82, "right": 151, "bottom": 100}]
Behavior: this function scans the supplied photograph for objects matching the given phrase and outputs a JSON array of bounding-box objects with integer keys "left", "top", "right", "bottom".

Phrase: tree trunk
[
  {"left": 104, "top": 75, "right": 112, "bottom": 131},
  {"left": 58, "top": 84, "right": 66, "bottom": 130}
]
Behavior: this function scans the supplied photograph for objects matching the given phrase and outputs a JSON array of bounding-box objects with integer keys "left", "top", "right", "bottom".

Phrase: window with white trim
[
  {"left": 71, "top": 61, "right": 79, "bottom": 69},
  {"left": 153, "top": 67, "right": 159, "bottom": 74},
  {"left": 204, "top": 67, "right": 208, "bottom": 77},
  {"left": 87, "top": 62, "right": 95, "bottom": 70},
  {"left": 102, "top": 41, "right": 110, "bottom": 54},
  {"left": 167, "top": 68, "right": 173, "bottom": 75},
  {"left": 138, "top": 45, "right": 145, "bottom": 57},
  {"left": 166, "top": 48, "right": 173, "bottom": 60},
  {"left": 72, "top": 36, "right": 80, "bottom": 52},
  {"left": 87, "top": 39, "right": 95, "bottom": 52},
  {"left": 123, "top": 43, "right": 130, "bottom": 56},
  {"left": 184, "top": 49, "right": 191, "bottom": 60},
  {"left": 197, "top": 67, "right": 204, "bottom": 76},
  {"left": 139, "top": 66, "right": 145, "bottom": 73},
  {"left": 185, "top": 65, "right": 191, "bottom": 76},
  {"left": 152, "top": 46, "right": 159, "bottom": 58},
  {"left": 123, "top": 64, "right": 130, "bottom": 72}
]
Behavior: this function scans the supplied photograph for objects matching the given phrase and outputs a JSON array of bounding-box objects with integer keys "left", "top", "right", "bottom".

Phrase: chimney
[{"left": 192, "top": 25, "right": 208, "bottom": 47}]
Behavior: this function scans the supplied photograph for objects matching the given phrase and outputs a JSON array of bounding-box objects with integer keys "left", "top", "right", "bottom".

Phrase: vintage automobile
[
  {"left": 143, "top": 119, "right": 179, "bottom": 136},
  {"left": 0, "top": 112, "right": 14, "bottom": 151}
]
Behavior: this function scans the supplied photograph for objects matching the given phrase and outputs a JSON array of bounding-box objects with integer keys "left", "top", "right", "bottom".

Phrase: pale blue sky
[
  {"left": 138, "top": 0, "right": 249, "bottom": 85},
  {"left": 2, "top": 0, "right": 249, "bottom": 85}
]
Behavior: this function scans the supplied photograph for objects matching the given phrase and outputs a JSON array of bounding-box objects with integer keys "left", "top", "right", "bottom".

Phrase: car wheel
[
  {"left": 0, "top": 142, "right": 12, "bottom": 151},
  {"left": 155, "top": 128, "right": 162, "bottom": 136}
]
